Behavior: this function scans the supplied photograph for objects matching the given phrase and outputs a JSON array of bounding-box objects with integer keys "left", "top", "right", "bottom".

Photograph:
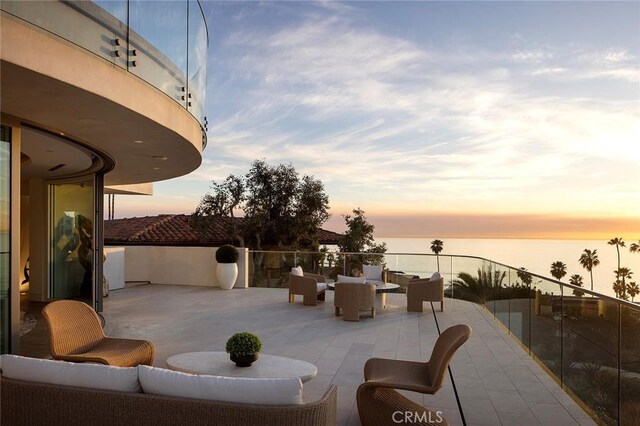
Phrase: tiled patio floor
[{"left": 103, "top": 285, "right": 595, "bottom": 426}]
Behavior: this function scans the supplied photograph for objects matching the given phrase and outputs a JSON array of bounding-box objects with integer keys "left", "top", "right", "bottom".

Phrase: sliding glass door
[
  {"left": 0, "top": 126, "right": 11, "bottom": 354},
  {"left": 49, "top": 179, "right": 94, "bottom": 302}
]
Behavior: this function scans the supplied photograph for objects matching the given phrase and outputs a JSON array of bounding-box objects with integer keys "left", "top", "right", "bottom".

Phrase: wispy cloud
[{"left": 118, "top": 2, "right": 640, "bottom": 232}]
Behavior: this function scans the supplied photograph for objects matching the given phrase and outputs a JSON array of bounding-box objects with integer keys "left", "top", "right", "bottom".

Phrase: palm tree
[
  {"left": 430, "top": 239, "right": 444, "bottom": 272},
  {"left": 608, "top": 237, "right": 626, "bottom": 270},
  {"left": 569, "top": 274, "right": 584, "bottom": 297},
  {"left": 630, "top": 241, "right": 640, "bottom": 253},
  {"left": 550, "top": 261, "right": 567, "bottom": 281},
  {"left": 451, "top": 266, "right": 506, "bottom": 304},
  {"left": 627, "top": 282, "right": 639, "bottom": 302},
  {"left": 517, "top": 267, "right": 533, "bottom": 286},
  {"left": 614, "top": 267, "right": 633, "bottom": 300},
  {"left": 579, "top": 249, "right": 600, "bottom": 292}
]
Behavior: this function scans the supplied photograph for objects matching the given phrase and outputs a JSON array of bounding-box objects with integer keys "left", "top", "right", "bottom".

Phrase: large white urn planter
[{"left": 217, "top": 263, "right": 238, "bottom": 290}]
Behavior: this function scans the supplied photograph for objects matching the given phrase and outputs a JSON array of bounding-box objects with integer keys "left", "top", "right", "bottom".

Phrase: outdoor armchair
[
  {"left": 356, "top": 324, "right": 471, "bottom": 425},
  {"left": 288, "top": 270, "right": 327, "bottom": 306},
  {"left": 407, "top": 276, "right": 445, "bottom": 312},
  {"left": 42, "top": 300, "right": 154, "bottom": 367},
  {"left": 334, "top": 282, "right": 376, "bottom": 321}
]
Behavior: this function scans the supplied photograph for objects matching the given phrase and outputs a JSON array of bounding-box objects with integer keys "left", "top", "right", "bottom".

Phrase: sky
[{"left": 114, "top": 1, "right": 640, "bottom": 239}]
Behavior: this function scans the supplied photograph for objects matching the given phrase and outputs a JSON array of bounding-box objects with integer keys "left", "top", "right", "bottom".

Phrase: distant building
[{"left": 105, "top": 215, "right": 342, "bottom": 248}]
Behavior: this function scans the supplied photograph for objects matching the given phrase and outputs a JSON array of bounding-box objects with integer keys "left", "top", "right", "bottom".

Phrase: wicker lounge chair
[
  {"left": 356, "top": 324, "right": 472, "bottom": 426},
  {"left": 334, "top": 282, "right": 376, "bottom": 321},
  {"left": 42, "top": 300, "right": 154, "bottom": 367},
  {"left": 407, "top": 276, "right": 445, "bottom": 312},
  {"left": 288, "top": 272, "right": 327, "bottom": 306}
]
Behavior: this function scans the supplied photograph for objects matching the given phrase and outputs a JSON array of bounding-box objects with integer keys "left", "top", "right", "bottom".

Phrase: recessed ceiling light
[
  {"left": 133, "top": 140, "right": 144, "bottom": 144},
  {"left": 152, "top": 155, "right": 167, "bottom": 161},
  {"left": 153, "top": 167, "right": 160, "bottom": 170}
]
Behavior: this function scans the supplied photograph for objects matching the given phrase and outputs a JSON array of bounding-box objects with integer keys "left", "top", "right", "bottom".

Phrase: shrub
[
  {"left": 225, "top": 332, "right": 262, "bottom": 355},
  {"left": 216, "top": 244, "right": 239, "bottom": 263}
]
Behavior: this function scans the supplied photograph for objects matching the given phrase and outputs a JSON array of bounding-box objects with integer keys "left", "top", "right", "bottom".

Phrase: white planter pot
[{"left": 217, "top": 263, "right": 238, "bottom": 290}]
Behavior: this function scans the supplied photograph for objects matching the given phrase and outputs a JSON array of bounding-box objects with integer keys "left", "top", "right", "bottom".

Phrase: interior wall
[{"left": 28, "top": 178, "right": 46, "bottom": 302}]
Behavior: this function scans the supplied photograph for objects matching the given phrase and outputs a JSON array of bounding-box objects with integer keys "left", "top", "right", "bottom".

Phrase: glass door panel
[
  {"left": 49, "top": 180, "right": 94, "bottom": 302},
  {"left": 0, "top": 126, "right": 11, "bottom": 353}
]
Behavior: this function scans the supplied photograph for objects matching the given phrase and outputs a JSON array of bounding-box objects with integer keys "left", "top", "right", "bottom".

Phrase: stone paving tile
[{"left": 104, "top": 286, "right": 595, "bottom": 426}]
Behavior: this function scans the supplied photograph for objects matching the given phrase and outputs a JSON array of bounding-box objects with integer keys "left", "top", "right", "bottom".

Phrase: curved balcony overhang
[{"left": 0, "top": 13, "right": 204, "bottom": 186}]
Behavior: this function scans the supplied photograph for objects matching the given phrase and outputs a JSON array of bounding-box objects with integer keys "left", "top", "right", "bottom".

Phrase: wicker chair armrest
[{"left": 304, "top": 272, "right": 326, "bottom": 283}]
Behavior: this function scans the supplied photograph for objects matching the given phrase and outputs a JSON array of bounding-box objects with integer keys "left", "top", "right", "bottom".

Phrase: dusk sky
[{"left": 115, "top": 1, "right": 640, "bottom": 239}]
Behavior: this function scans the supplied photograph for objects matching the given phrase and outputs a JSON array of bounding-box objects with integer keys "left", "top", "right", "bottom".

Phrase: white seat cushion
[
  {"left": 316, "top": 283, "right": 327, "bottom": 292},
  {"left": 363, "top": 265, "right": 383, "bottom": 281},
  {"left": 138, "top": 365, "right": 303, "bottom": 405},
  {"left": 367, "top": 280, "right": 384, "bottom": 286},
  {"left": 290, "top": 266, "right": 303, "bottom": 276},
  {"left": 337, "top": 274, "right": 366, "bottom": 284},
  {"left": 430, "top": 271, "right": 442, "bottom": 281},
  {"left": 0, "top": 354, "right": 141, "bottom": 392}
]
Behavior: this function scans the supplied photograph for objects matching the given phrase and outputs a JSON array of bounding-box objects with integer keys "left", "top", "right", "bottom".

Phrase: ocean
[{"left": 376, "top": 237, "right": 640, "bottom": 299}]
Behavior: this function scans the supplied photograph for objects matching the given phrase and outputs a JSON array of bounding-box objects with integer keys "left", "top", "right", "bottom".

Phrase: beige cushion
[
  {"left": 291, "top": 266, "right": 303, "bottom": 276},
  {"left": 0, "top": 354, "right": 141, "bottom": 392},
  {"left": 430, "top": 271, "right": 442, "bottom": 281},
  {"left": 317, "top": 283, "right": 327, "bottom": 292},
  {"left": 337, "top": 274, "right": 366, "bottom": 284},
  {"left": 138, "top": 365, "right": 303, "bottom": 405},
  {"left": 363, "top": 265, "right": 383, "bottom": 281}
]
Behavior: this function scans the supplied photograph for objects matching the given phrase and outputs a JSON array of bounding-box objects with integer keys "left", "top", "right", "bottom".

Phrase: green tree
[
  {"left": 569, "top": 274, "right": 584, "bottom": 297},
  {"left": 517, "top": 267, "right": 533, "bottom": 286},
  {"left": 430, "top": 239, "right": 444, "bottom": 272},
  {"left": 192, "top": 160, "right": 330, "bottom": 250},
  {"left": 614, "top": 267, "right": 633, "bottom": 300},
  {"left": 451, "top": 266, "right": 506, "bottom": 304},
  {"left": 627, "top": 282, "right": 639, "bottom": 303},
  {"left": 338, "top": 208, "right": 387, "bottom": 270},
  {"left": 550, "top": 261, "right": 567, "bottom": 281},
  {"left": 192, "top": 175, "right": 245, "bottom": 246},
  {"left": 579, "top": 249, "right": 600, "bottom": 292},
  {"left": 627, "top": 282, "right": 639, "bottom": 302}
]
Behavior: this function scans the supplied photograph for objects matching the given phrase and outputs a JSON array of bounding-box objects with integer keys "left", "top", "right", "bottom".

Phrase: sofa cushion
[
  {"left": 363, "top": 265, "right": 383, "bottom": 281},
  {"left": 337, "top": 274, "right": 366, "bottom": 284},
  {"left": 316, "top": 283, "right": 327, "bottom": 292},
  {"left": 138, "top": 365, "right": 303, "bottom": 405},
  {"left": 290, "top": 266, "right": 303, "bottom": 276},
  {"left": 0, "top": 354, "right": 141, "bottom": 392},
  {"left": 430, "top": 271, "right": 441, "bottom": 281}
]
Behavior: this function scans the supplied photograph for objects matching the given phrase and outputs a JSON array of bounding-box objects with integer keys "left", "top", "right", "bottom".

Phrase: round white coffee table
[{"left": 166, "top": 351, "right": 318, "bottom": 382}]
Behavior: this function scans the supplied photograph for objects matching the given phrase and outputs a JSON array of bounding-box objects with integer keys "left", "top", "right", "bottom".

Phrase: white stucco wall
[
  {"left": 104, "top": 247, "right": 125, "bottom": 290},
  {"left": 122, "top": 246, "right": 249, "bottom": 289}
]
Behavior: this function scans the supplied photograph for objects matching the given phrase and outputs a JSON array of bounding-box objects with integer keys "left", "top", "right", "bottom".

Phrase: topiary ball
[
  {"left": 216, "top": 244, "right": 239, "bottom": 263},
  {"left": 225, "top": 332, "right": 262, "bottom": 356}
]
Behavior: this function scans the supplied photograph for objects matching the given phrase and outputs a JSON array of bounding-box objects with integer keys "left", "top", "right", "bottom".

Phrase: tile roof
[{"left": 104, "top": 214, "right": 342, "bottom": 246}]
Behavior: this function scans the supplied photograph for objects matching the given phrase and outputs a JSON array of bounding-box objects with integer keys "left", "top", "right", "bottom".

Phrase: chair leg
[
  {"left": 288, "top": 293, "right": 294, "bottom": 303},
  {"left": 371, "top": 308, "right": 375, "bottom": 319},
  {"left": 335, "top": 307, "right": 340, "bottom": 316},
  {"left": 318, "top": 291, "right": 326, "bottom": 302},
  {"left": 440, "top": 301, "right": 444, "bottom": 312},
  {"left": 407, "top": 299, "right": 423, "bottom": 312}
]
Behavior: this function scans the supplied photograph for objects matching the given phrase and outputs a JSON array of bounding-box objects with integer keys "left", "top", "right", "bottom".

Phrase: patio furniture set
[
  {"left": 1, "top": 278, "right": 467, "bottom": 426},
  {"left": 288, "top": 265, "right": 446, "bottom": 321}
]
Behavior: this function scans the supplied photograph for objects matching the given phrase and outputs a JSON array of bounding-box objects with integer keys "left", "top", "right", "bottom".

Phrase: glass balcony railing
[
  {"left": 249, "top": 250, "right": 640, "bottom": 425},
  {"left": 1, "top": 0, "right": 208, "bottom": 138}
]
